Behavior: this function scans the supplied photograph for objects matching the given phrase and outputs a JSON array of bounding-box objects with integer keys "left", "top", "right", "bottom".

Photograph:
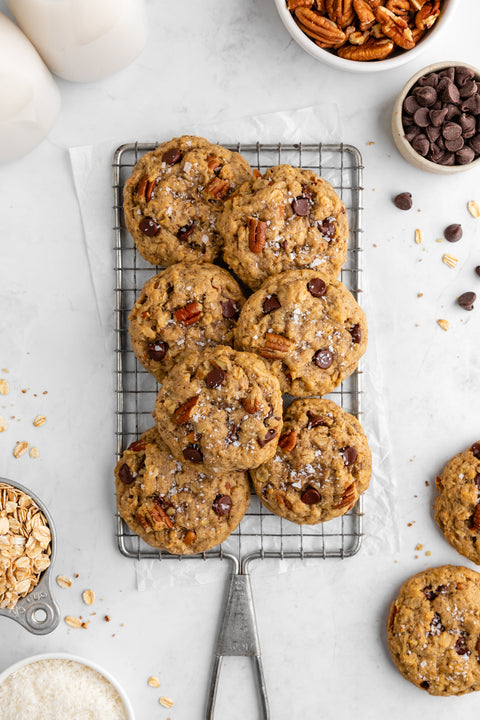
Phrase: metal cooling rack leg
[{"left": 206, "top": 566, "right": 269, "bottom": 720}]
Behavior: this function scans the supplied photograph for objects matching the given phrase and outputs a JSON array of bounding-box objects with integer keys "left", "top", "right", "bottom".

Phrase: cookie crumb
[
  {"left": 104, "top": 615, "right": 110, "bottom": 622},
  {"left": 437, "top": 319, "right": 449, "bottom": 332},
  {"left": 417, "top": 293, "right": 423, "bottom": 298},
  {"left": 425, "top": 481, "right": 429, "bottom": 486},
  {"left": 415, "top": 543, "right": 423, "bottom": 551}
]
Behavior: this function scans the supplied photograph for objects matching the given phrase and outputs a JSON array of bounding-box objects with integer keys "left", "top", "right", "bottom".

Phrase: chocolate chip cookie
[
  {"left": 219, "top": 164, "right": 348, "bottom": 290},
  {"left": 234, "top": 269, "right": 367, "bottom": 397},
  {"left": 153, "top": 345, "right": 283, "bottom": 474},
  {"left": 435, "top": 442, "right": 480, "bottom": 564},
  {"left": 123, "top": 135, "right": 252, "bottom": 266},
  {"left": 250, "top": 398, "right": 371, "bottom": 524},
  {"left": 115, "top": 427, "right": 250, "bottom": 554},
  {"left": 387, "top": 565, "right": 480, "bottom": 696},
  {"left": 129, "top": 262, "right": 245, "bottom": 382}
]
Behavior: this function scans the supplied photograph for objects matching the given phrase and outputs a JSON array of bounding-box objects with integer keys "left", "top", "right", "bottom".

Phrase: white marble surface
[{"left": 0, "top": 1, "right": 480, "bottom": 718}]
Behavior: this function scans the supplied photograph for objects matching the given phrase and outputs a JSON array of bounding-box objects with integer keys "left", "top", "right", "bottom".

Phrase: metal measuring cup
[{"left": 0, "top": 478, "right": 60, "bottom": 634}]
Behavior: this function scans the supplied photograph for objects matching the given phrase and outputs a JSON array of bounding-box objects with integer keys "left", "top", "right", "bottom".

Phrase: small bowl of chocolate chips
[{"left": 392, "top": 61, "right": 480, "bottom": 174}]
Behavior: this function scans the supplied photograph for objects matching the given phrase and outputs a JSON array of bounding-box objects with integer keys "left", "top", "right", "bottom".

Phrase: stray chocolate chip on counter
[
  {"left": 393, "top": 192, "right": 413, "bottom": 210},
  {"left": 444, "top": 223, "right": 463, "bottom": 242},
  {"left": 457, "top": 291, "right": 476, "bottom": 310}
]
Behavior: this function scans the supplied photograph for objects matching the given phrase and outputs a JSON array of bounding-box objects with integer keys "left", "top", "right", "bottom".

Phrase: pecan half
[
  {"left": 174, "top": 301, "right": 202, "bottom": 326},
  {"left": 325, "top": 0, "right": 355, "bottom": 28},
  {"left": 205, "top": 177, "right": 230, "bottom": 200},
  {"left": 151, "top": 496, "right": 174, "bottom": 529},
  {"left": 415, "top": 0, "right": 440, "bottom": 30},
  {"left": 337, "top": 37, "right": 394, "bottom": 59},
  {"left": 386, "top": 0, "right": 410, "bottom": 15},
  {"left": 353, "top": 0, "right": 375, "bottom": 30},
  {"left": 260, "top": 333, "right": 294, "bottom": 359},
  {"left": 136, "top": 174, "right": 156, "bottom": 202},
  {"left": 278, "top": 429, "right": 298, "bottom": 452},
  {"left": 334, "top": 482, "right": 357, "bottom": 509},
  {"left": 242, "top": 392, "right": 262, "bottom": 415},
  {"left": 172, "top": 396, "right": 199, "bottom": 425},
  {"left": 248, "top": 217, "right": 267, "bottom": 253},
  {"left": 375, "top": 6, "right": 414, "bottom": 49},
  {"left": 295, "top": 8, "right": 347, "bottom": 46}
]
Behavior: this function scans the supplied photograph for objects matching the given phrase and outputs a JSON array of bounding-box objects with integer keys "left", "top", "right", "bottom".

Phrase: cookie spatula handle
[{"left": 206, "top": 571, "right": 269, "bottom": 720}]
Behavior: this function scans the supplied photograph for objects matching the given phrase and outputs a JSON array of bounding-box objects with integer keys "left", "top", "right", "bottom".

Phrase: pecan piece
[
  {"left": 389, "top": 604, "right": 398, "bottom": 631},
  {"left": 415, "top": 1, "right": 440, "bottom": 30},
  {"left": 294, "top": 8, "right": 347, "bottom": 46},
  {"left": 206, "top": 177, "right": 230, "bottom": 200},
  {"left": 334, "top": 482, "right": 356, "bottom": 509},
  {"left": 136, "top": 511, "right": 152, "bottom": 533},
  {"left": 410, "top": 0, "right": 427, "bottom": 8},
  {"left": 353, "top": 0, "right": 375, "bottom": 30},
  {"left": 136, "top": 174, "right": 156, "bottom": 202},
  {"left": 248, "top": 217, "right": 267, "bottom": 253},
  {"left": 375, "top": 6, "right": 414, "bottom": 49},
  {"left": 386, "top": 0, "right": 410, "bottom": 15},
  {"left": 252, "top": 168, "right": 263, "bottom": 179},
  {"left": 278, "top": 429, "right": 298, "bottom": 452},
  {"left": 242, "top": 390, "right": 262, "bottom": 415},
  {"left": 471, "top": 503, "right": 480, "bottom": 532},
  {"left": 174, "top": 301, "right": 202, "bottom": 326},
  {"left": 151, "top": 496, "right": 174, "bottom": 529},
  {"left": 325, "top": 0, "right": 355, "bottom": 28},
  {"left": 172, "top": 396, "right": 199, "bottom": 425},
  {"left": 184, "top": 530, "right": 197, "bottom": 546},
  {"left": 337, "top": 37, "right": 394, "bottom": 59},
  {"left": 259, "top": 333, "right": 294, "bottom": 359},
  {"left": 287, "top": 0, "right": 313, "bottom": 8},
  {"left": 206, "top": 155, "right": 222, "bottom": 172}
]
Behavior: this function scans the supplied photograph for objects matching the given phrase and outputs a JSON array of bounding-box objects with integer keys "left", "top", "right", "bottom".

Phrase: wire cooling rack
[{"left": 113, "top": 142, "right": 365, "bottom": 564}]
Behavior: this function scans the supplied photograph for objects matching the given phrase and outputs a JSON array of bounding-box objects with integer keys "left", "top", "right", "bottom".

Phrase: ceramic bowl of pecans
[
  {"left": 275, "top": 0, "right": 456, "bottom": 72},
  {"left": 392, "top": 61, "right": 480, "bottom": 173}
]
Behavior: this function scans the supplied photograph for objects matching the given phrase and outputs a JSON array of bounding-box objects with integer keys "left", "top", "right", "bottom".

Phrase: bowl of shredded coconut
[{"left": 0, "top": 653, "right": 134, "bottom": 720}]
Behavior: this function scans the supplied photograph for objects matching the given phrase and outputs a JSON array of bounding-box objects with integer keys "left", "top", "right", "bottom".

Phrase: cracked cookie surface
[
  {"left": 234, "top": 269, "right": 367, "bottom": 397},
  {"left": 387, "top": 565, "right": 480, "bottom": 696},
  {"left": 123, "top": 135, "right": 252, "bottom": 266},
  {"left": 129, "top": 262, "right": 245, "bottom": 382},
  {"left": 219, "top": 164, "right": 348, "bottom": 290},
  {"left": 435, "top": 442, "right": 480, "bottom": 564},
  {"left": 115, "top": 427, "right": 250, "bottom": 554},
  {"left": 250, "top": 398, "right": 371, "bottom": 524},
  {"left": 153, "top": 345, "right": 283, "bottom": 474}
]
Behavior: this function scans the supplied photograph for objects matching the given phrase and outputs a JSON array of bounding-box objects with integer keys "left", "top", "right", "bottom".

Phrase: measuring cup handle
[
  {"left": 205, "top": 572, "right": 269, "bottom": 720},
  {"left": 7, "top": 570, "right": 60, "bottom": 635}
]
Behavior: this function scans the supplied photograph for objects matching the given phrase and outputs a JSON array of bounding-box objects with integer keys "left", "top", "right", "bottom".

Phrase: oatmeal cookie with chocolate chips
[
  {"left": 387, "top": 565, "right": 480, "bottom": 696},
  {"left": 115, "top": 427, "right": 250, "bottom": 554},
  {"left": 123, "top": 135, "right": 252, "bottom": 266},
  {"left": 435, "top": 442, "right": 480, "bottom": 564},
  {"left": 219, "top": 164, "right": 348, "bottom": 290},
  {"left": 250, "top": 398, "right": 371, "bottom": 524},
  {"left": 129, "top": 262, "right": 245, "bottom": 382},
  {"left": 234, "top": 269, "right": 367, "bottom": 397},
  {"left": 153, "top": 345, "right": 283, "bottom": 474}
]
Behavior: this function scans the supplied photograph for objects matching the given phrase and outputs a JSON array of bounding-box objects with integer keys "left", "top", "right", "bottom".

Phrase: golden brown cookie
[
  {"left": 219, "top": 164, "right": 348, "bottom": 290},
  {"left": 123, "top": 135, "right": 252, "bottom": 266},
  {"left": 153, "top": 345, "right": 283, "bottom": 474},
  {"left": 250, "top": 398, "right": 371, "bottom": 524},
  {"left": 234, "top": 269, "right": 367, "bottom": 397},
  {"left": 115, "top": 427, "right": 250, "bottom": 555},
  {"left": 128, "top": 262, "right": 245, "bottom": 382},
  {"left": 387, "top": 565, "right": 480, "bottom": 696},
  {"left": 435, "top": 441, "right": 480, "bottom": 564}
]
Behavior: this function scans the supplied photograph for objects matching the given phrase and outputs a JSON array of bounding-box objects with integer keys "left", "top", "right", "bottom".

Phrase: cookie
[
  {"left": 153, "top": 345, "right": 283, "bottom": 474},
  {"left": 129, "top": 262, "right": 245, "bottom": 382},
  {"left": 387, "top": 565, "right": 480, "bottom": 696},
  {"left": 115, "top": 427, "right": 250, "bottom": 554},
  {"left": 219, "top": 164, "right": 348, "bottom": 290},
  {"left": 250, "top": 398, "right": 371, "bottom": 524},
  {"left": 435, "top": 441, "right": 480, "bottom": 564},
  {"left": 234, "top": 269, "right": 367, "bottom": 397},
  {"left": 123, "top": 135, "right": 252, "bottom": 266}
]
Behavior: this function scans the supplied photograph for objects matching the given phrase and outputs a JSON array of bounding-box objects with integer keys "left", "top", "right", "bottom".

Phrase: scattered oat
[
  {"left": 1, "top": 369, "right": 8, "bottom": 373},
  {"left": 468, "top": 200, "right": 480, "bottom": 218},
  {"left": 366, "top": 141, "right": 374, "bottom": 146},
  {"left": 426, "top": 551, "right": 431, "bottom": 556},
  {"left": 415, "top": 228, "right": 423, "bottom": 245},
  {"left": 437, "top": 319, "right": 449, "bottom": 332},
  {"left": 0, "top": 416, "right": 7, "bottom": 432},
  {"left": 13, "top": 441, "right": 29, "bottom": 458},
  {"left": 415, "top": 543, "right": 423, "bottom": 551},
  {"left": 64, "top": 616, "right": 84, "bottom": 629},
  {"left": 0, "top": 380, "right": 9, "bottom": 395},
  {"left": 33, "top": 415, "right": 46, "bottom": 427},
  {"left": 159, "top": 697, "right": 174, "bottom": 709},
  {"left": 82, "top": 589, "right": 95, "bottom": 606},
  {"left": 29, "top": 447, "right": 39, "bottom": 459},
  {"left": 442, "top": 253, "right": 458, "bottom": 268},
  {"left": 148, "top": 676, "right": 160, "bottom": 688},
  {"left": 56, "top": 575, "right": 73, "bottom": 589},
  {"left": 436, "top": 237, "right": 443, "bottom": 243}
]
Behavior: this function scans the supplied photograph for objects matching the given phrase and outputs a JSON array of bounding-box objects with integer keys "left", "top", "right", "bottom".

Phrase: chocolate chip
[
  {"left": 205, "top": 367, "right": 226, "bottom": 388},
  {"left": 472, "top": 443, "right": 480, "bottom": 458},
  {"left": 475, "top": 266, "right": 480, "bottom": 278},
  {"left": 412, "top": 134, "right": 430, "bottom": 157},
  {"left": 417, "top": 73, "right": 438, "bottom": 88},
  {"left": 460, "top": 80, "right": 477, "bottom": 99},
  {"left": 301, "top": 487, "right": 321, "bottom": 505},
  {"left": 301, "top": 183, "right": 312, "bottom": 200},
  {"left": 307, "top": 278, "right": 326, "bottom": 297},
  {"left": 393, "top": 192, "right": 412, "bottom": 210},
  {"left": 439, "top": 67, "right": 455, "bottom": 81},
  {"left": 429, "top": 612, "right": 445, "bottom": 636},
  {"left": 119, "top": 463, "right": 134, "bottom": 484},
  {"left": 226, "top": 424, "right": 239, "bottom": 444},
  {"left": 413, "top": 107, "right": 431, "bottom": 127},
  {"left": 341, "top": 446, "right": 357, "bottom": 466},
  {"left": 444, "top": 223, "right": 463, "bottom": 242},
  {"left": 443, "top": 122, "right": 462, "bottom": 141},
  {"left": 414, "top": 86, "right": 437, "bottom": 107},
  {"left": 307, "top": 411, "right": 327, "bottom": 428},
  {"left": 441, "top": 82, "right": 460, "bottom": 104},
  {"left": 257, "top": 429, "right": 277, "bottom": 447},
  {"left": 445, "top": 136, "right": 464, "bottom": 152},
  {"left": 405, "top": 127, "right": 421, "bottom": 143},
  {"left": 462, "top": 95, "right": 480, "bottom": 115},
  {"left": 455, "top": 636, "right": 470, "bottom": 656},
  {"left": 163, "top": 147, "right": 181, "bottom": 165},
  {"left": 429, "top": 107, "right": 448, "bottom": 127},
  {"left": 423, "top": 586, "right": 437, "bottom": 601},
  {"left": 456, "top": 66, "right": 475, "bottom": 86},
  {"left": 428, "top": 144, "right": 444, "bottom": 164},
  {"left": 420, "top": 681, "right": 430, "bottom": 690},
  {"left": 436, "top": 76, "right": 452, "bottom": 95},
  {"left": 436, "top": 584, "right": 448, "bottom": 594},
  {"left": 349, "top": 324, "right": 362, "bottom": 344},
  {"left": 183, "top": 445, "right": 203, "bottom": 463},
  {"left": 262, "top": 294, "right": 281, "bottom": 313},
  {"left": 147, "top": 340, "right": 168, "bottom": 361},
  {"left": 426, "top": 126, "right": 441, "bottom": 143},
  {"left": 457, "top": 147, "right": 476, "bottom": 165},
  {"left": 445, "top": 102, "right": 461, "bottom": 120},
  {"left": 177, "top": 223, "right": 194, "bottom": 240},
  {"left": 221, "top": 299, "right": 239, "bottom": 319},
  {"left": 292, "top": 197, "right": 309, "bottom": 216},
  {"left": 470, "top": 134, "right": 480, "bottom": 153},
  {"left": 457, "top": 291, "right": 476, "bottom": 310},
  {"left": 313, "top": 349, "right": 333, "bottom": 369},
  {"left": 438, "top": 151, "right": 456, "bottom": 166},
  {"left": 404, "top": 96, "right": 421, "bottom": 115},
  {"left": 317, "top": 218, "right": 335, "bottom": 239},
  {"left": 139, "top": 217, "right": 160, "bottom": 237},
  {"left": 212, "top": 494, "right": 232, "bottom": 516},
  {"left": 459, "top": 112, "right": 477, "bottom": 138}
]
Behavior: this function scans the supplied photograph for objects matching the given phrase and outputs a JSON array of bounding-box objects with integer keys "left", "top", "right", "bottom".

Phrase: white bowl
[
  {"left": 0, "top": 653, "right": 135, "bottom": 719},
  {"left": 274, "top": 0, "right": 458, "bottom": 73},
  {"left": 392, "top": 60, "right": 480, "bottom": 174}
]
